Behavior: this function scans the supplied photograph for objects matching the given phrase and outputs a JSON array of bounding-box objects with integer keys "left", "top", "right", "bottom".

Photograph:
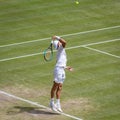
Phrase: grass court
[{"left": 0, "top": 0, "right": 120, "bottom": 120}]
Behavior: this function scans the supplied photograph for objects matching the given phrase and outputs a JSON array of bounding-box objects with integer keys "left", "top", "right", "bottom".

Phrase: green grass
[{"left": 0, "top": 0, "right": 120, "bottom": 120}]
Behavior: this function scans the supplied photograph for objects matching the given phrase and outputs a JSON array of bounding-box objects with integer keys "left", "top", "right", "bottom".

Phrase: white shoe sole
[{"left": 57, "top": 108, "right": 63, "bottom": 113}]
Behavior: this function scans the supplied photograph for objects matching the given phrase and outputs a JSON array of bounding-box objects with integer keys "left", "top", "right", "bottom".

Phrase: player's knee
[{"left": 58, "top": 84, "right": 62, "bottom": 91}]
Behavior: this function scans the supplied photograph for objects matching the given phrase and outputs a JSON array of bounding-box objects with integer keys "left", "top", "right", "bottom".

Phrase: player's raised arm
[{"left": 52, "top": 35, "right": 66, "bottom": 48}]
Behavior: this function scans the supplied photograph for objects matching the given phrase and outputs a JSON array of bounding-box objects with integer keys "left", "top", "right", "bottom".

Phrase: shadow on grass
[{"left": 7, "top": 106, "right": 59, "bottom": 115}]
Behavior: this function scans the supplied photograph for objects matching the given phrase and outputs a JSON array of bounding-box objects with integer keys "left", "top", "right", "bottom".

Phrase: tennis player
[{"left": 50, "top": 35, "right": 73, "bottom": 112}]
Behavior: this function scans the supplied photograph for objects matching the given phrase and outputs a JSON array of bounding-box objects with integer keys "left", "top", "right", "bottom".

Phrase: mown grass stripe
[
  {"left": 0, "top": 38, "right": 120, "bottom": 62},
  {"left": 0, "top": 25, "right": 120, "bottom": 48}
]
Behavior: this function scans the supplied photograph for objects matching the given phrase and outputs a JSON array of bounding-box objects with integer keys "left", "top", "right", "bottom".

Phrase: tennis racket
[{"left": 43, "top": 43, "right": 53, "bottom": 61}]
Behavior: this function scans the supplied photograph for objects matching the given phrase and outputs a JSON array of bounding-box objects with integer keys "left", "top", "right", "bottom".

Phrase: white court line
[
  {"left": 0, "top": 38, "right": 50, "bottom": 48},
  {"left": 0, "top": 38, "right": 120, "bottom": 62},
  {"left": 65, "top": 38, "right": 120, "bottom": 50},
  {"left": 0, "top": 52, "right": 43, "bottom": 62},
  {"left": 0, "top": 25, "right": 120, "bottom": 48},
  {"left": 84, "top": 46, "right": 120, "bottom": 59},
  {"left": 0, "top": 90, "right": 82, "bottom": 120}
]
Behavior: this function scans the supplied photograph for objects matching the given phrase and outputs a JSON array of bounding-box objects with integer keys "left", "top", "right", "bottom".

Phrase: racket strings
[
  {"left": 45, "top": 49, "right": 51, "bottom": 59},
  {"left": 44, "top": 48, "right": 53, "bottom": 61}
]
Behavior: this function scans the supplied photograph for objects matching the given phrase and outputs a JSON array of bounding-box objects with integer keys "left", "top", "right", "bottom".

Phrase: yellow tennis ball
[{"left": 75, "top": 1, "right": 79, "bottom": 4}]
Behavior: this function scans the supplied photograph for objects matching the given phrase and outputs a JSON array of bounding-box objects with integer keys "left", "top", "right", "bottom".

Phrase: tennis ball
[{"left": 75, "top": 1, "right": 79, "bottom": 4}]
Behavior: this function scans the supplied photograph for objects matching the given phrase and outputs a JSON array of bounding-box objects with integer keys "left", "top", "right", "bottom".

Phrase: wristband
[{"left": 55, "top": 36, "right": 61, "bottom": 40}]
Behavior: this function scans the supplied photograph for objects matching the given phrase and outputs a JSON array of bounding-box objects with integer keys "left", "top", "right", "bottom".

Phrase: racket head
[{"left": 43, "top": 44, "right": 53, "bottom": 61}]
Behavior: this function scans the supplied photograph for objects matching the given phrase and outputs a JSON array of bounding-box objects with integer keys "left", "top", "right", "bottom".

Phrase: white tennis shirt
[{"left": 55, "top": 45, "right": 67, "bottom": 68}]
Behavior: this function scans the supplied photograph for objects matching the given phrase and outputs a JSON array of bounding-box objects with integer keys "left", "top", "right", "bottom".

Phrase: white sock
[
  {"left": 51, "top": 98, "right": 54, "bottom": 103},
  {"left": 56, "top": 99, "right": 60, "bottom": 104}
]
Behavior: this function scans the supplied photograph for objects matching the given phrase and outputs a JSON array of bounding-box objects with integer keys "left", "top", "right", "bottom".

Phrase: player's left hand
[{"left": 65, "top": 66, "right": 73, "bottom": 72}]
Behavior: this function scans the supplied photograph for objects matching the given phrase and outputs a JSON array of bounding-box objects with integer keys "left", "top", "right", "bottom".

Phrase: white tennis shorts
[{"left": 54, "top": 66, "right": 66, "bottom": 84}]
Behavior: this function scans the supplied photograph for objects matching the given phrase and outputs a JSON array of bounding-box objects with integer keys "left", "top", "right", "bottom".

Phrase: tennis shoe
[
  {"left": 50, "top": 101, "right": 58, "bottom": 112},
  {"left": 56, "top": 103, "right": 63, "bottom": 112}
]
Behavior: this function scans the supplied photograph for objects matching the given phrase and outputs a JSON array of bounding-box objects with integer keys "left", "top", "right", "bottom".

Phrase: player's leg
[
  {"left": 55, "top": 68, "right": 65, "bottom": 112},
  {"left": 50, "top": 82, "right": 58, "bottom": 112},
  {"left": 56, "top": 83, "right": 63, "bottom": 112},
  {"left": 51, "top": 81, "right": 58, "bottom": 98},
  {"left": 56, "top": 83, "right": 62, "bottom": 99}
]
